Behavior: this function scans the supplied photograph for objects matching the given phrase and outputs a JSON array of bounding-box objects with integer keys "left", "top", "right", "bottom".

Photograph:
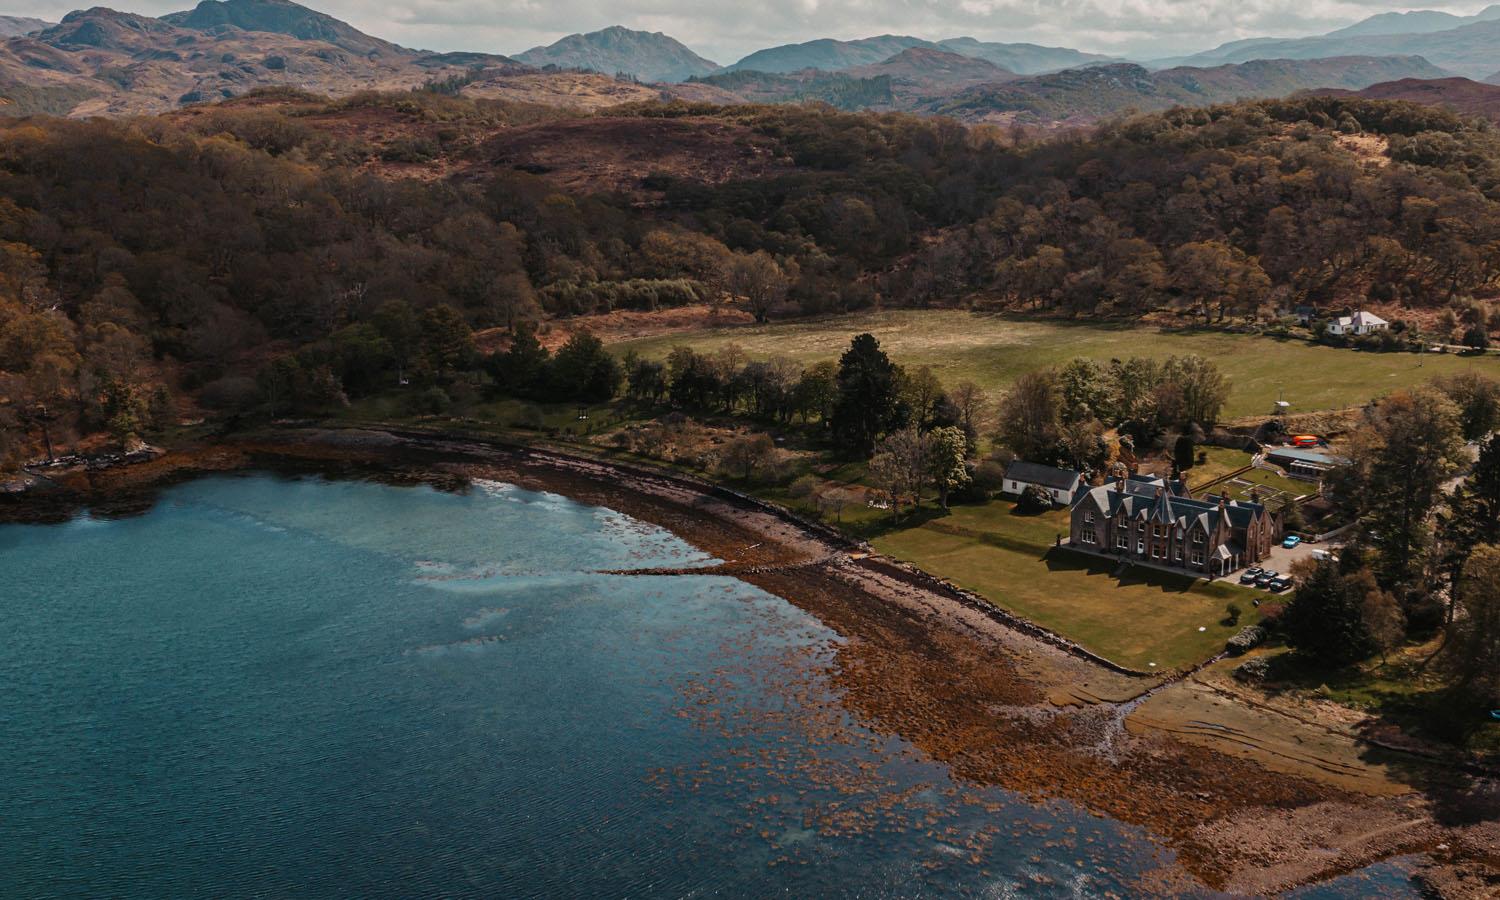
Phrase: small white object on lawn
[
  {"left": 1198, "top": 626, "right": 1206, "bottom": 632},
  {"left": 1148, "top": 662, "right": 1157, "bottom": 668}
]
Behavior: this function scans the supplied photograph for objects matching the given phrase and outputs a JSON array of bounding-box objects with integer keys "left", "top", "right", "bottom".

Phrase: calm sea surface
[{"left": 0, "top": 473, "right": 1422, "bottom": 897}]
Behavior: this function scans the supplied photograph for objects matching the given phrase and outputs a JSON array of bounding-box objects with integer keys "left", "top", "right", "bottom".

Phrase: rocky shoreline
[{"left": 4, "top": 426, "right": 1496, "bottom": 896}]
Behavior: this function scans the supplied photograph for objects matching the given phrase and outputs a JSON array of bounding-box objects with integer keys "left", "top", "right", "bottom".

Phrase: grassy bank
[
  {"left": 866, "top": 500, "right": 1260, "bottom": 671},
  {"left": 612, "top": 311, "right": 1500, "bottom": 419}
]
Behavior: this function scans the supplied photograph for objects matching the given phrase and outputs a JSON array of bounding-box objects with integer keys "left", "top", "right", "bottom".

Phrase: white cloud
[{"left": 9, "top": 0, "right": 1499, "bottom": 63}]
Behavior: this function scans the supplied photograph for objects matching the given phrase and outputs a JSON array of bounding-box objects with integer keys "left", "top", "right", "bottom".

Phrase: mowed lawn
[
  {"left": 870, "top": 500, "right": 1260, "bottom": 671},
  {"left": 613, "top": 310, "right": 1500, "bottom": 419}
]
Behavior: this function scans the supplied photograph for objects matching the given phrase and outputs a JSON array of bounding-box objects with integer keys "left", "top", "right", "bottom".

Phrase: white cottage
[
  {"left": 1327, "top": 311, "right": 1389, "bottom": 336},
  {"left": 1002, "top": 460, "right": 1084, "bottom": 506}
]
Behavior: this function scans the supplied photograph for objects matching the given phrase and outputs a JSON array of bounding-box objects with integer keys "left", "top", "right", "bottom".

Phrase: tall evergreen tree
[
  {"left": 489, "top": 321, "right": 550, "bottom": 399},
  {"left": 830, "top": 333, "right": 906, "bottom": 457},
  {"left": 1282, "top": 558, "right": 1378, "bottom": 667}
]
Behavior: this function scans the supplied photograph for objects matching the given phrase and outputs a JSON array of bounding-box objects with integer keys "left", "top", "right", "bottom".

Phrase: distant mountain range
[
  {"left": 1173, "top": 8, "right": 1500, "bottom": 79},
  {"left": 0, "top": 14, "right": 51, "bottom": 37},
  {"left": 1323, "top": 4, "right": 1500, "bottom": 39},
  {"left": 0, "top": 1, "right": 1494, "bottom": 126},
  {"left": 723, "top": 34, "right": 1111, "bottom": 76},
  {"left": 515, "top": 25, "right": 720, "bottom": 83}
]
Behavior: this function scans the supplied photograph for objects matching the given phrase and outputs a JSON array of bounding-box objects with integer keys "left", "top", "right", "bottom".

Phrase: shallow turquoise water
[{"left": 0, "top": 473, "right": 1424, "bottom": 897}]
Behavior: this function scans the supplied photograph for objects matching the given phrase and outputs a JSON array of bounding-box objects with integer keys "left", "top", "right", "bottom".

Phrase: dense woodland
[
  {"left": 6, "top": 90, "right": 1500, "bottom": 461},
  {"left": 1, "top": 86, "right": 1497, "bottom": 735}
]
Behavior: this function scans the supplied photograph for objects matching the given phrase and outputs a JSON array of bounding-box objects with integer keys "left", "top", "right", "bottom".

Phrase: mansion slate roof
[{"left": 1074, "top": 482, "right": 1267, "bottom": 536}]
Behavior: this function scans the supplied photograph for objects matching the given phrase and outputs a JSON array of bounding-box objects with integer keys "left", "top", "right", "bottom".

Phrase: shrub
[
  {"left": 1016, "top": 483, "right": 1053, "bottom": 514},
  {"left": 198, "top": 375, "right": 261, "bottom": 412},
  {"left": 788, "top": 474, "right": 819, "bottom": 499},
  {"left": 511, "top": 404, "right": 545, "bottom": 430},
  {"left": 972, "top": 459, "right": 1006, "bottom": 497},
  {"left": 1223, "top": 602, "right": 1243, "bottom": 627},
  {"left": 1232, "top": 657, "right": 1270, "bottom": 682},
  {"left": 409, "top": 386, "right": 451, "bottom": 414},
  {"left": 1226, "top": 625, "right": 1266, "bottom": 655}
]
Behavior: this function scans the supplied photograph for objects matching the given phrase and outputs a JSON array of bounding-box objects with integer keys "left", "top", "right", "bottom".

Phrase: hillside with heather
[
  {"left": 1306, "top": 76, "right": 1500, "bottom": 124},
  {"left": 928, "top": 57, "right": 1450, "bottom": 125}
]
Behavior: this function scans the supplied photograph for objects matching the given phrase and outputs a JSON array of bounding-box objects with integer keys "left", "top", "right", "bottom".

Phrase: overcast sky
[{"left": 10, "top": 0, "right": 1500, "bottom": 62}]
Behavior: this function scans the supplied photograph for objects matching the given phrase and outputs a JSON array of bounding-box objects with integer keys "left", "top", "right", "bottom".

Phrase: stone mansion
[{"left": 1068, "top": 474, "right": 1280, "bottom": 577}]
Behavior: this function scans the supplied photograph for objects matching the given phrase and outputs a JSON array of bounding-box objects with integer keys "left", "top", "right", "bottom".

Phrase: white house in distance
[
  {"left": 1327, "top": 310, "right": 1389, "bottom": 336},
  {"left": 1002, "top": 460, "right": 1084, "bottom": 506}
]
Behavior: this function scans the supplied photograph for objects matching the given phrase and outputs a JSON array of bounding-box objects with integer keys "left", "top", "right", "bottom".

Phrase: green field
[
  {"left": 870, "top": 499, "right": 1259, "bottom": 670},
  {"left": 614, "top": 311, "right": 1500, "bottom": 419},
  {"left": 1185, "top": 447, "right": 1254, "bottom": 490}
]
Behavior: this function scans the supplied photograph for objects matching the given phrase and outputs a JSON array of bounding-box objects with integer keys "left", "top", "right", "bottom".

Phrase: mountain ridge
[
  {"left": 1181, "top": 15, "right": 1500, "bottom": 78},
  {"left": 929, "top": 56, "right": 1451, "bottom": 125},
  {"left": 161, "top": 0, "right": 407, "bottom": 56},
  {"left": 515, "top": 26, "right": 720, "bottom": 83},
  {"left": 0, "top": 15, "right": 52, "bottom": 37},
  {"left": 1324, "top": 4, "right": 1500, "bottom": 39},
  {"left": 725, "top": 34, "right": 1111, "bottom": 76}
]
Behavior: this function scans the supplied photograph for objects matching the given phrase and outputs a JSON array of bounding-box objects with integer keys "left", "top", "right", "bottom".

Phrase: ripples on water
[{"left": 0, "top": 473, "right": 1424, "bottom": 898}]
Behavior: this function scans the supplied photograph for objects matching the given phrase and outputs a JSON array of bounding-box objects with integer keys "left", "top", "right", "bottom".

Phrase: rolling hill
[
  {"left": 514, "top": 26, "right": 720, "bottom": 83},
  {"left": 928, "top": 56, "right": 1451, "bottom": 126},
  {"left": 1304, "top": 76, "right": 1500, "bottom": 123},
  {"left": 0, "top": 1, "right": 522, "bottom": 117},
  {"left": 725, "top": 35, "right": 928, "bottom": 74},
  {"left": 726, "top": 34, "right": 1112, "bottom": 76},
  {"left": 932, "top": 38, "right": 1113, "bottom": 74}
]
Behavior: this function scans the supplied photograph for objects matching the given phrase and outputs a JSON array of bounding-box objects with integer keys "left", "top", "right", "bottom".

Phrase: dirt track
[{"left": 5, "top": 426, "right": 1497, "bottom": 896}]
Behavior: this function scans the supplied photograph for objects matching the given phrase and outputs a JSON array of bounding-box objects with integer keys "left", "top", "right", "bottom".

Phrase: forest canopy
[{"left": 4, "top": 91, "right": 1500, "bottom": 461}]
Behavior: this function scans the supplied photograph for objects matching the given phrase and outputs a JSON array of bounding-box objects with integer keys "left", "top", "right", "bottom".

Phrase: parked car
[
  {"left": 1270, "top": 577, "right": 1293, "bottom": 593},
  {"left": 1283, "top": 535, "right": 1302, "bottom": 549},
  {"left": 1312, "top": 549, "right": 1338, "bottom": 563},
  {"left": 1239, "top": 567, "right": 1263, "bottom": 585}
]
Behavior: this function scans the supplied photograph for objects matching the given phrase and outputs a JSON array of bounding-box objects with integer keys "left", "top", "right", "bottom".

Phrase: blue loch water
[{"left": 0, "top": 473, "right": 1424, "bottom": 897}]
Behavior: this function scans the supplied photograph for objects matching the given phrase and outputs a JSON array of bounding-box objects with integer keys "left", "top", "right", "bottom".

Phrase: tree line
[
  {"left": 6, "top": 91, "right": 1500, "bottom": 463},
  {"left": 1273, "top": 375, "right": 1500, "bottom": 721}
]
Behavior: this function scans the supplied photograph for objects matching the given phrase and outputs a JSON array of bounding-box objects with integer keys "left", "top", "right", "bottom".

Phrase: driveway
[{"left": 1255, "top": 539, "right": 1333, "bottom": 582}]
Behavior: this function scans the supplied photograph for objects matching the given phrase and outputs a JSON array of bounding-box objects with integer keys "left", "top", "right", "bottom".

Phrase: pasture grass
[
  {"left": 613, "top": 310, "right": 1499, "bottom": 419},
  {"left": 870, "top": 496, "right": 1260, "bottom": 670}
]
